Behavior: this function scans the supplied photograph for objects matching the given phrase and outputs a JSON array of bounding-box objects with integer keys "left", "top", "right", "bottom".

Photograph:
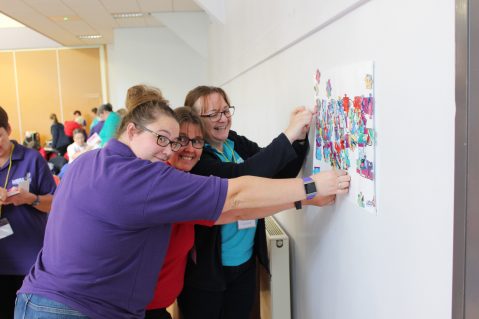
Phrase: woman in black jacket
[
  {"left": 178, "top": 86, "right": 313, "bottom": 319},
  {"left": 49, "top": 113, "right": 71, "bottom": 156}
]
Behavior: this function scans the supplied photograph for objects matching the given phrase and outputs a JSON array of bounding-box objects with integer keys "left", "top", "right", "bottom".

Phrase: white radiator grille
[
  {"left": 261, "top": 216, "right": 291, "bottom": 319},
  {"left": 265, "top": 216, "right": 287, "bottom": 237}
]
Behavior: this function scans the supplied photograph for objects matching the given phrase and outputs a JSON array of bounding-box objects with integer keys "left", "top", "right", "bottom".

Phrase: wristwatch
[
  {"left": 31, "top": 195, "right": 40, "bottom": 207},
  {"left": 302, "top": 176, "right": 317, "bottom": 200}
]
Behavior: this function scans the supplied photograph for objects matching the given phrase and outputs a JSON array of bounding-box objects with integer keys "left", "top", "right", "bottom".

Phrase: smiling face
[
  {"left": 128, "top": 115, "right": 179, "bottom": 163},
  {"left": 194, "top": 92, "right": 231, "bottom": 147},
  {"left": 73, "top": 132, "right": 85, "bottom": 146},
  {"left": 169, "top": 123, "right": 203, "bottom": 172}
]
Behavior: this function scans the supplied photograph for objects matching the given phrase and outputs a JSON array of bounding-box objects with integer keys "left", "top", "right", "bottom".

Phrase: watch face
[{"left": 305, "top": 181, "right": 317, "bottom": 194}]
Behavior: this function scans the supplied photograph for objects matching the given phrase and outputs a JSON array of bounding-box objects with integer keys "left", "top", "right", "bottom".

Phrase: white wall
[
  {"left": 107, "top": 27, "right": 207, "bottom": 109},
  {"left": 0, "top": 28, "right": 61, "bottom": 50},
  {"left": 209, "top": 0, "right": 455, "bottom": 318}
]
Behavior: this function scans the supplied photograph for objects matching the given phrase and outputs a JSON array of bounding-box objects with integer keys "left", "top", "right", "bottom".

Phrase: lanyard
[
  {"left": 0, "top": 143, "right": 15, "bottom": 219},
  {"left": 216, "top": 142, "right": 238, "bottom": 163}
]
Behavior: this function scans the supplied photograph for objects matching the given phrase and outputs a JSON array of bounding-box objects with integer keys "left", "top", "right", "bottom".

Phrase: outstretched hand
[
  {"left": 311, "top": 169, "right": 351, "bottom": 196},
  {"left": 284, "top": 106, "right": 313, "bottom": 143}
]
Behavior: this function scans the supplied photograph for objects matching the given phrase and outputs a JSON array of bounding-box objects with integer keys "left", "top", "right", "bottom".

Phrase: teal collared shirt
[{"left": 207, "top": 139, "right": 257, "bottom": 266}]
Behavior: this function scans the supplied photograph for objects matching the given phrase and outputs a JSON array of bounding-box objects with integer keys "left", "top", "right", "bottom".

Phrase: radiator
[{"left": 260, "top": 216, "right": 291, "bottom": 319}]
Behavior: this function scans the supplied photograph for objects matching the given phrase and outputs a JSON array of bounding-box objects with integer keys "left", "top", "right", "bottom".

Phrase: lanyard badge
[{"left": 0, "top": 218, "right": 13, "bottom": 239}]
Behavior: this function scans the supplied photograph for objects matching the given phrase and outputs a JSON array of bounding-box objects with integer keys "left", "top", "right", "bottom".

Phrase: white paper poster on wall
[{"left": 313, "top": 61, "right": 376, "bottom": 213}]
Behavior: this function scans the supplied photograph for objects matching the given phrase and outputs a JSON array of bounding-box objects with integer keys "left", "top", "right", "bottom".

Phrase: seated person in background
[
  {"left": 97, "top": 103, "right": 121, "bottom": 147},
  {"left": 22, "top": 131, "right": 40, "bottom": 150},
  {"left": 49, "top": 114, "right": 71, "bottom": 156},
  {"left": 66, "top": 129, "right": 94, "bottom": 163},
  {"left": 73, "top": 110, "right": 86, "bottom": 127}
]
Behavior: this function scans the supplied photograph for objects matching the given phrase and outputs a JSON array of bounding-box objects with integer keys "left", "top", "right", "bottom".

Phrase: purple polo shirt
[
  {"left": 20, "top": 139, "right": 227, "bottom": 319},
  {"left": 0, "top": 141, "right": 56, "bottom": 275}
]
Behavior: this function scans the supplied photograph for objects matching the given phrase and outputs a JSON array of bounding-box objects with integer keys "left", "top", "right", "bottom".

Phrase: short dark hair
[
  {"left": 91, "top": 107, "right": 98, "bottom": 114},
  {"left": 0, "top": 106, "right": 9, "bottom": 130},
  {"left": 98, "top": 103, "right": 113, "bottom": 114},
  {"left": 73, "top": 110, "right": 82, "bottom": 116}
]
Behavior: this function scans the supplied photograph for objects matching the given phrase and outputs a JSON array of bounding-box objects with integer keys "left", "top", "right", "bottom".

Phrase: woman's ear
[{"left": 126, "top": 122, "right": 139, "bottom": 140}]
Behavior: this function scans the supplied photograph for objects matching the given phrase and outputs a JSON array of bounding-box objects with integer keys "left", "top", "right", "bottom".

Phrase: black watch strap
[{"left": 294, "top": 201, "right": 302, "bottom": 210}]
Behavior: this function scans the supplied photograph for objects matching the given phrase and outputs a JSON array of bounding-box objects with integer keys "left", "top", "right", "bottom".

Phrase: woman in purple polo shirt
[
  {"left": 0, "top": 106, "right": 56, "bottom": 319},
  {"left": 15, "top": 99, "right": 350, "bottom": 319}
]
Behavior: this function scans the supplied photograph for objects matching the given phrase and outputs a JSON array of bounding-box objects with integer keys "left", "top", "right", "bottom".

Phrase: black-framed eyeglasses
[
  {"left": 200, "top": 106, "right": 235, "bottom": 122},
  {"left": 135, "top": 123, "right": 182, "bottom": 152},
  {"left": 177, "top": 135, "right": 205, "bottom": 149}
]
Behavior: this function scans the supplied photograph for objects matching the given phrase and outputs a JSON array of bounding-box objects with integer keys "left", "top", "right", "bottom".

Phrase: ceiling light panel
[
  {"left": 112, "top": 12, "right": 146, "bottom": 19},
  {"left": 77, "top": 34, "right": 102, "bottom": 39}
]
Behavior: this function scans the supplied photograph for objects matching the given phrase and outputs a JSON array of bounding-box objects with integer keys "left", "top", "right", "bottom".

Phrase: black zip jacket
[{"left": 184, "top": 130, "right": 309, "bottom": 291}]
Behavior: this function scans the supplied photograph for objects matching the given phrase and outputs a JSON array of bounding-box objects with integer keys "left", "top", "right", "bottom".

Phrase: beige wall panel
[
  {"left": 58, "top": 48, "right": 102, "bottom": 131},
  {"left": 16, "top": 50, "right": 61, "bottom": 144},
  {"left": 0, "top": 52, "right": 21, "bottom": 142}
]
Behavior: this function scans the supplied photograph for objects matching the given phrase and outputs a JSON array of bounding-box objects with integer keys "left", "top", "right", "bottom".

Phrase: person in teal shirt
[{"left": 98, "top": 103, "right": 121, "bottom": 147}]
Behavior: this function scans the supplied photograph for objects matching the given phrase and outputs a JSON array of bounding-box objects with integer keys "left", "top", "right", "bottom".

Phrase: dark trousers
[
  {"left": 145, "top": 307, "right": 172, "bottom": 319},
  {"left": 178, "top": 258, "right": 256, "bottom": 319},
  {"left": 0, "top": 275, "right": 24, "bottom": 319}
]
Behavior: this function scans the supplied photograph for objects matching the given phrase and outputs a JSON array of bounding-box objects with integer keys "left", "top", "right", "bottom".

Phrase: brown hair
[
  {"left": 184, "top": 86, "right": 231, "bottom": 114},
  {"left": 0, "top": 106, "right": 9, "bottom": 130},
  {"left": 49, "top": 113, "right": 59, "bottom": 124},
  {"left": 174, "top": 107, "right": 206, "bottom": 137},
  {"left": 116, "top": 100, "right": 177, "bottom": 137},
  {"left": 125, "top": 84, "right": 169, "bottom": 110}
]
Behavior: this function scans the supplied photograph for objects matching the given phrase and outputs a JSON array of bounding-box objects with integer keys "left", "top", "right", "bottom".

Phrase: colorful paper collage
[{"left": 313, "top": 61, "right": 376, "bottom": 213}]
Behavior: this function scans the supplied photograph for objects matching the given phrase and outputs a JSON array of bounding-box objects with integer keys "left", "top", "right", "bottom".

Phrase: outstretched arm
[
  {"left": 220, "top": 170, "right": 350, "bottom": 218},
  {"left": 216, "top": 194, "right": 335, "bottom": 224}
]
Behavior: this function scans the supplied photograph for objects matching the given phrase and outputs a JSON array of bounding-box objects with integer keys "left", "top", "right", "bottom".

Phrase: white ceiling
[{"left": 0, "top": 0, "right": 204, "bottom": 46}]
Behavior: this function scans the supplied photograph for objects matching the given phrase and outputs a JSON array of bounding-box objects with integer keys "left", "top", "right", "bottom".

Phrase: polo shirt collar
[
  {"left": 11, "top": 141, "right": 25, "bottom": 162},
  {"left": 104, "top": 139, "right": 136, "bottom": 158},
  {"left": 205, "top": 138, "right": 235, "bottom": 153}
]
